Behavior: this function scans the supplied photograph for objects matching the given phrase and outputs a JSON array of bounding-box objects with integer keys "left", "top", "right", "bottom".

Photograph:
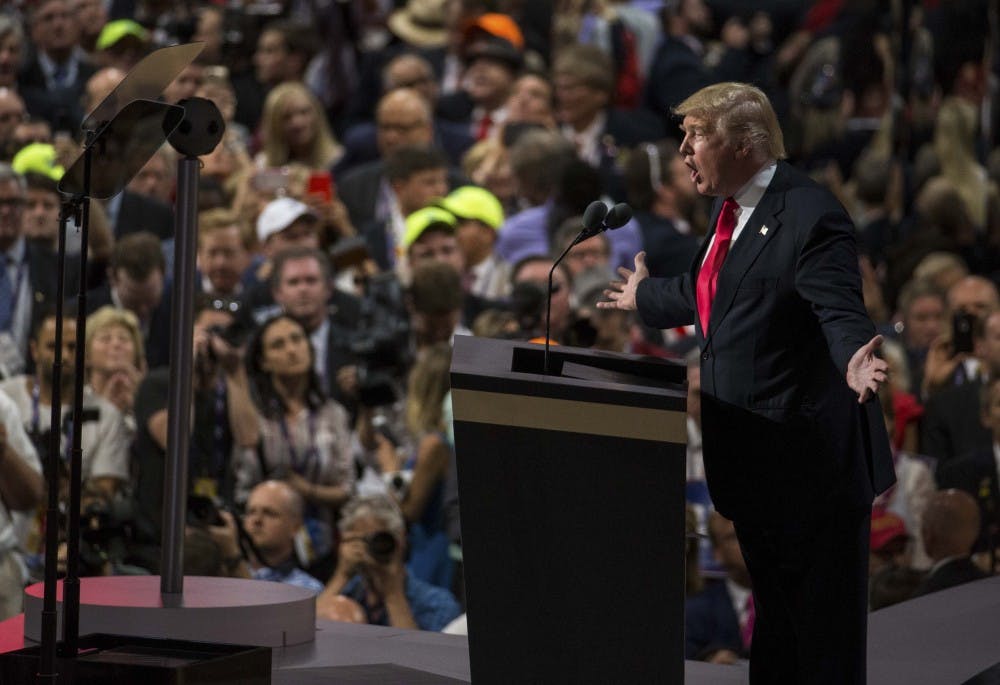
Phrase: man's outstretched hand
[
  {"left": 598, "top": 251, "right": 649, "bottom": 312},
  {"left": 846, "top": 334, "right": 888, "bottom": 403}
]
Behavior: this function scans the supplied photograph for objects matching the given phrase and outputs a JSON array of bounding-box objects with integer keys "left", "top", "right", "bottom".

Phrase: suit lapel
[{"left": 705, "top": 165, "right": 789, "bottom": 337}]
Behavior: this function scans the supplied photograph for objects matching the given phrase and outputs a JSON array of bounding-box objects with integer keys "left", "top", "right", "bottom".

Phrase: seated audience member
[
  {"left": 439, "top": 185, "right": 510, "bottom": 299},
  {"left": 197, "top": 208, "right": 252, "bottom": 299},
  {"left": 504, "top": 72, "right": 557, "bottom": 131},
  {"left": 552, "top": 217, "right": 612, "bottom": 279},
  {"left": 127, "top": 145, "right": 175, "bottom": 207},
  {"left": 408, "top": 261, "right": 469, "bottom": 348},
  {"left": 360, "top": 145, "right": 450, "bottom": 274},
  {"left": 685, "top": 512, "right": 752, "bottom": 664},
  {"left": 208, "top": 480, "right": 324, "bottom": 593},
  {"left": 868, "top": 509, "right": 912, "bottom": 579},
  {"left": 623, "top": 139, "right": 701, "bottom": 277},
  {"left": 85, "top": 306, "right": 145, "bottom": 421},
  {"left": 239, "top": 314, "right": 356, "bottom": 563},
  {"left": 131, "top": 296, "right": 259, "bottom": 565},
  {"left": 316, "top": 495, "right": 461, "bottom": 631},
  {"left": 0, "top": 390, "right": 43, "bottom": 620},
  {"left": 912, "top": 489, "right": 987, "bottom": 597},
  {"left": 85, "top": 231, "right": 171, "bottom": 369},
  {"left": 403, "top": 207, "right": 465, "bottom": 278},
  {"left": 572, "top": 267, "right": 633, "bottom": 353},
  {"left": 937, "top": 376, "right": 1000, "bottom": 552},
  {"left": 94, "top": 19, "right": 149, "bottom": 72},
  {"left": 460, "top": 138, "right": 518, "bottom": 214},
  {"left": 921, "top": 308, "right": 1000, "bottom": 473}
]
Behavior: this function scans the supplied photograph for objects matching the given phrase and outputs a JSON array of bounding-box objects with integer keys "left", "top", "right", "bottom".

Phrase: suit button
[{"left": 702, "top": 352, "right": 710, "bottom": 360}]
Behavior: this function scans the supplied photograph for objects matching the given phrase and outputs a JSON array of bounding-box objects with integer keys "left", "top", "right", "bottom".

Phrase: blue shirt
[
  {"left": 341, "top": 573, "right": 461, "bottom": 631},
  {"left": 252, "top": 564, "right": 324, "bottom": 595}
]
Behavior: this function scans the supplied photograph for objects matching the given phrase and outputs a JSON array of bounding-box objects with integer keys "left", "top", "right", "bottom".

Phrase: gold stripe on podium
[{"left": 451, "top": 388, "right": 686, "bottom": 444}]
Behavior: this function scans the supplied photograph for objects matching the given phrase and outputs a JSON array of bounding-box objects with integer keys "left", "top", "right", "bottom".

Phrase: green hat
[
  {"left": 11, "top": 143, "right": 64, "bottom": 182},
  {"left": 439, "top": 185, "right": 504, "bottom": 229},
  {"left": 96, "top": 19, "right": 149, "bottom": 51},
  {"left": 403, "top": 206, "right": 457, "bottom": 249}
]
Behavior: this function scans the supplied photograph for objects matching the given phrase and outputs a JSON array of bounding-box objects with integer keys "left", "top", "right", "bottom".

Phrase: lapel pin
[{"left": 759, "top": 225, "right": 769, "bottom": 236}]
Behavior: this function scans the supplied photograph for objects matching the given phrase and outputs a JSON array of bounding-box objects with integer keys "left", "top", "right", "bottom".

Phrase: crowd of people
[{"left": 0, "top": 0, "right": 996, "bottom": 656}]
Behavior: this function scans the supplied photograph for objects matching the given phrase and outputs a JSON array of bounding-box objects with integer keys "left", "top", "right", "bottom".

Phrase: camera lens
[{"left": 365, "top": 531, "right": 397, "bottom": 564}]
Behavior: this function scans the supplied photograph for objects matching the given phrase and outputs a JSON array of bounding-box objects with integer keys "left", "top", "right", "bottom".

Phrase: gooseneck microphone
[{"left": 544, "top": 201, "right": 632, "bottom": 375}]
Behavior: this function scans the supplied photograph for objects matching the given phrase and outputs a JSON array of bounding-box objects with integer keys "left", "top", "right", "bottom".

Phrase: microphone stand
[{"left": 544, "top": 230, "right": 595, "bottom": 376}]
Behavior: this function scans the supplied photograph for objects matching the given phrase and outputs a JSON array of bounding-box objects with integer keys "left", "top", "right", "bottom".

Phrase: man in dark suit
[
  {"left": 0, "top": 164, "right": 79, "bottom": 376},
  {"left": 912, "top": 489, "right": 987, "bottom": 597},
  {"left": 600, "top": 82, "right": 892, "bottom": 684},
  {"left": 19, "top": 0, "right": 97, "bottom": 134}
]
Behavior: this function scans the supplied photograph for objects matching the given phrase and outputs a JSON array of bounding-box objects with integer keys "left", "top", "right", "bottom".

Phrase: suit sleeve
[
  {"left": 794, "top": 209, "right": 874, "bottom": 374},
  {"left": 635, "top": 272, "right": 696, "bottom": 330}
]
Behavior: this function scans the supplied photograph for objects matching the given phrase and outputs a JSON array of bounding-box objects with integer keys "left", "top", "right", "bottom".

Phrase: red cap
[{"left": 870, "top": 509, "right": 908, "bottom": 551}]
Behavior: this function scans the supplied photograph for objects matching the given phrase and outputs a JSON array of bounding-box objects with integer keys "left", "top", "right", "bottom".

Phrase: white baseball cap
[{"left": 256, "top": 197, "right": 316, "bottom": 244}]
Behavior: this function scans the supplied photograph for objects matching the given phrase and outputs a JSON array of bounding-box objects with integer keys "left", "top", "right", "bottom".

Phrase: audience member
[
  {"left": 197, "top": 208, "right": 251, "bottom": 299},
  {"left": 316, "top": 494, "right": 461, "bottom": 631},
  {"left": 868, "top": 509, "right": 912, "bottom": 579},
  {"left": 913, "top": 489, "right": 987, "bottom": 597},
  {"left": 208, "top": 479, "right": 324, "bottom": 593},
  {"left": 0, "top": 16, "right": 24, "bottom": 92},
  {"left": 258, "top": 82, "right": 343, "bottom": 171},
  {"left": 84, "top": 305, "right": 145, "bottom": 420},
  {"left": 440, "top": 185, "right": 509, "bottom": 299}
]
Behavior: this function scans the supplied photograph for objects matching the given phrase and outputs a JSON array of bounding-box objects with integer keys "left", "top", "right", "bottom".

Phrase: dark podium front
[{"left": 451, "top": 336, "right": 688, "bottom": 684}]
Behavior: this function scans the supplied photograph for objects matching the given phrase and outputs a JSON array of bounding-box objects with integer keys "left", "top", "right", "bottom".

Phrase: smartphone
[
  {"left": 307, "top": 169, "right": 334, "bottom": 202},
  {"left": 952, "top": 311, "right": 976, "bottom": 354}
]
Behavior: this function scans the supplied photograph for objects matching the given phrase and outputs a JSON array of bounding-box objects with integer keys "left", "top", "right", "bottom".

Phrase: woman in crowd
[
  {"left": 369, "top": 343, "right": 454, "bottom": 589},
  {"left": 240, "top": 314, "right": 355, "bottom": 561},
  {"left": 257, "top": 81, "right": 343, "bottom": 171},
  {"left": 85, "top": 305, "right": 145, "bottom": 424}
]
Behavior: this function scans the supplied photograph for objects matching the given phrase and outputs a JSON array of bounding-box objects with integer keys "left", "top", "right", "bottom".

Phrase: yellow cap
[
  {"left": 96, "top": 20, "right": 149, "bottom": 51},
  {"left": 439, "top": 185, "right": 504, "bottom": 230},
  {"left": 12, "top": 143, "right": 64, "bottom": 182},
  {"left": 403, "top": 206, "right": 457, "bottom": 248}
]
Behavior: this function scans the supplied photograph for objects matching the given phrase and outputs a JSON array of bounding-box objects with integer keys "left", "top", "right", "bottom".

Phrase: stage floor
[{"left": 3, "top": 575, "right": 998, "bottom": 684}]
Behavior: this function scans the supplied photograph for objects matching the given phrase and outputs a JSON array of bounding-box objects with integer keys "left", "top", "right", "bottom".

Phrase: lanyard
[{"left": 277, "top": 407, "right": 319, "bottom": 480}]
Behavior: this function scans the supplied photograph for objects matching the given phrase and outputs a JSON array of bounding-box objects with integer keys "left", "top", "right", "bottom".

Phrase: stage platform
[{"left": 1, "top": 576, "right": 997, "bottom": 683}]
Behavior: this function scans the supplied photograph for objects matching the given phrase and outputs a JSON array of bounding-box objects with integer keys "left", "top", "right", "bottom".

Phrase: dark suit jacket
[
  {"left": 921, "top": 381, "right": 992, "bottom": 474},
  {"left": 115, "top": 191, "right": 175, "bottom": 241},
  {"left": 596, "top": 108, "right": 665, "bottom": 202},
  {"left": 684, "top": 580, "right": 743, "bottom": 660},
  {"left": 19, "top": 241, "right": 80, "bottom": 372},
  {"left": 635, "top": 161, "right": 894, "bottom": 524},
  {"left": 81, "top": 281, "right": 172, "bottom": 369},
  {"left": 912, "top": 557, "right": 988, "bottom": 597},
  {"left": 632, "top": 210, "right": 700, "bottom": 278},
  {"left": 18, "top": 55, "right": 96, "bottom": 133},
  {"left": 334, "top": 119, "right": 475, "bottom": 177}
]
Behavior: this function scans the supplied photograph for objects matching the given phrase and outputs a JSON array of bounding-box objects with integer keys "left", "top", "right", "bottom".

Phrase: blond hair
[
  {"left": 260, "top": 81, "right": 342, "bottom": 170},
  {"left": 198, "top": 207, "right": 250, "bottom": 248},
  {"left": 675, "top": 82, "right": 786, "bottom": 160},
  {"left": 405, "top": 343, "right": 452, "bottom": 437},
  {"left": 85, "top": 305, "right": 145, "bottom": 369}
]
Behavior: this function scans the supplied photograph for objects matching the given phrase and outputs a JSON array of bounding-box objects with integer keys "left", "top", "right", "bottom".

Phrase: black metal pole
[
  {"left": 36, "top": 198, "right": 76, "bottom": 682},
  {"left": 61, "top": 137, "right": 94, "bottom": 657},
  {"left": 159, "top": 155, "right": 200, "bottom": 603}
]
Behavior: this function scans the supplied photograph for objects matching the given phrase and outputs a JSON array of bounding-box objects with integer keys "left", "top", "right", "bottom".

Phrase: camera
[
  {"left": 952, "top": 311, "right": 976, "bottom": 354},
  {"left": 187, "top": 494, "right": 225, "bottom": 528},
  {"left": 365, "top": 531, "right": 397, "bottom": 564},
  {"left": 348, "top": 272, "right": 412, "bottom": 407}
]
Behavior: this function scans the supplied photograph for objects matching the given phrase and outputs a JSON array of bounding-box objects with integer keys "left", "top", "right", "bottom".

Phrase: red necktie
[
  {"left": 475, "top": 113, "right": 493, "bottom": 141},
  {"left": 741, "top": 593, "right": 755, "bottom": 652},
  {"left": 696, "top": 197, "right": 738, "bottom": 333}
]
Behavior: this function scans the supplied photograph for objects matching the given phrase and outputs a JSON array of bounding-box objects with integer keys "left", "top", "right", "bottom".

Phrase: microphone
[{"left": 543, "top": 201, "right": 633, "bottom": 375}]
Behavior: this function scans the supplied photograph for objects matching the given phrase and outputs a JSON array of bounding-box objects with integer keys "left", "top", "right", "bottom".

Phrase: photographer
[
  {"left": 205, "top": 480, "right": 324, "bottom": 594},
  {"left": 316, "top": 495, "right": 460, "bottom": 631},
  {"left": 130, "top": 294, "right": 258, "bottom": 567}
]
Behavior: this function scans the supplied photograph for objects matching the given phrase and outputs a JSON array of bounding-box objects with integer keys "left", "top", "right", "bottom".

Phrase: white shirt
[
  {"left": 700, "top": 162, "right": 778, "bottom": 267},
  {"left": 561, "top": 111, "right": 609, "bottom": 168},
  {"left": 0, "top": 388, "right": 41, "bottom": 555},
  {"left": 310, "top": 316, "right": 330, "bottom": 391},
  {"left": 725, "top": 577, "right": 752, "bottom": 631}
]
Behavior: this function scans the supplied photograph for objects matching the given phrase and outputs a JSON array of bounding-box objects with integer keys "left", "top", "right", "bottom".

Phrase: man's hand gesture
[
  {"left": 598, "top": 251, "right": 648, "bottom": 312},
  {"left": 846, "top": 335, "right": 888, "bottom": 403}
]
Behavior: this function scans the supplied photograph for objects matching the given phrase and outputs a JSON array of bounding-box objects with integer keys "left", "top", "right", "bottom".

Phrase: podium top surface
[{"left": 450, "top": 336, "right": 686, "bottom": 413}]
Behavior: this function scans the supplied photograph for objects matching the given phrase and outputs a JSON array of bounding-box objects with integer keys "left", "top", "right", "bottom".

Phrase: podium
[{"left": 450, "top": 336, "right": 688, "bottom": 684}]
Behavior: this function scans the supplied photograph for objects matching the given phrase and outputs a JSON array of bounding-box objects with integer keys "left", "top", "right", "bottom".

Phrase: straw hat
[{"left": 387, "top": 0, "right": 449, "bottom": 49}]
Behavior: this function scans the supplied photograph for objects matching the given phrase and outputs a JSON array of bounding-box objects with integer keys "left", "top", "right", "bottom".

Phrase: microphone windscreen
[
  {"left": 582, "top": 201, "right": 609, "bottom": 231},
  {"left": 605, "top": 203, "right": 633, "bottom": 229}
]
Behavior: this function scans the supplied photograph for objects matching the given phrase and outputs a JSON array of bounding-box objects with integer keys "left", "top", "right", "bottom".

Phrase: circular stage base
[{"left": 22, "top": 576, "right": 315, "bottom": 647}]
